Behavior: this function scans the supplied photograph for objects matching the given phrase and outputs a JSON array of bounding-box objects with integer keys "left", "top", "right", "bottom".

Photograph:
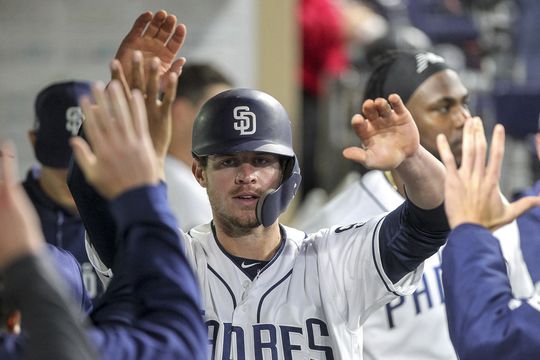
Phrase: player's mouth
[{"left": 232, "top": 192, "right": 260, "bottom": 206}]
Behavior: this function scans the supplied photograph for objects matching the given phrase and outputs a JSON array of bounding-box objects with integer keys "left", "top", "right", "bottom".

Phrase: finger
[
  {"left": 70, "top": 137, "right": 97, "bottom": 178},
  {"left": 162, "top": 57, "right": 186, "bottom": 91},
  {"left": 131, "top": 51, "right": 146, "bottom": 92},
  {"left": 146, "top": 57, "right": 160, "bottom": 113},
  {"left": 110, "top": 59, "right": 131, "bottom": 98},
  {"left": 0, "top": 141, "right": 17, "bottom": 187},
  {"left": 130, "top": 89, "right": 149, "bottom": 138},
  {"left": 166, "top": 23, "right": 187, "bottom": 54},
  {"left": 155, "top": 14, "right": 177, "bottom": 42},
  {"left": 388, "top": 94, "right": 407, "bottom": 116},
  {"left": 80, "top": 97, "right": 105, "bottom": 152},
  {"left": 485, "top": 124, "right": 505, "bottom": 186},
  {"left": 350, "top": 113, "right": 369, "bottom": 138},
  {"left": 160, "top": 71, "right": 178, "bottom": 117},
  {"left": 143, "top": 10, "right": 167, "bottom": 38},
  {"left": 91, "top": 82, "right": 113, "bottom": 133},
  {"left": 436, "top": 133, "right": 458, "bottom": 175},
  {"left": 471, "top": 117, "right": 487, "bottom": 180},
  {"left": 362, "top": 99, "right": 378, "bottom": 121},
  {"left": 122, "top": 11, "right": 153, "bottom": 41},
  {"left": 507, "top": 195, "right": 540, "bottom": 222},
  {"left": 108, "top": 80, "right": 134, "bottom": 138},
  {"left": 459, "top": 117, "right": 475, "bottom": 179},
  {"left": 167, "top": 57, "right": 187, "bottom": 77},
  {"left": 374, "top": 98, "right": 392, "bottom": 119},
  {"left": 535, "top": 133, "right": 540, "bottom": 159},
  {"left": 342, "top": 146, "right": 368, "bottom": 164}
]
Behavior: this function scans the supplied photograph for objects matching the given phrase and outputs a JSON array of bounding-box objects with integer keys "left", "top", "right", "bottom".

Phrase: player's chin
[{"left": 229, "top": 211, "right": 260, "bottom": 229}]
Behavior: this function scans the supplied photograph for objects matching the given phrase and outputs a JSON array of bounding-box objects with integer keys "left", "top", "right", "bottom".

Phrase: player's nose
[
  {"left": 235, "top": 163, "right": 256, "bottom": 184},
  {"left": 452, "top": 104, "right": 470, "bottom": 129}
]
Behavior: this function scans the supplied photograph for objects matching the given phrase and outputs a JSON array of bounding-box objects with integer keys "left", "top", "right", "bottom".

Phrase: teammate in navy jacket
[
  {"left": 437, "top": 118, "right": 540, "bottom": 360},
  {"left": 0, "top": 74, "right": 206, "bottom": 359},
  {"left": 25, "top": 80, "right": 103, "bottom": 301}
]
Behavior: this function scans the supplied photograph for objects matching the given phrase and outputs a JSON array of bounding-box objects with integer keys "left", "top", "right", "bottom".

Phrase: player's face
[
  {"left": 195, "top": 151, "right": 283, "bottom": 230},
  {"left": 406, "top": 69, "right": 470, "bottom": 165}
]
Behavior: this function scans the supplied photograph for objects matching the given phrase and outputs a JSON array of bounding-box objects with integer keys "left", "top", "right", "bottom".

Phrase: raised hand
[
  {"left": 437, "top": 118, "right": 540, "bottom": 230},
  {"left": 70, "top": 81, "right": 159, "bottom": 199},
  {"left": 114, "top": 10, "right": 186, "bottom": 88},
  {"left": 343, "top": 94, "right": 420, "bottom": 170},
  {"left": 110, "top": 55, "right": 178, "bottom": 178},
  {"left": 0, "top": 142, "right": 44, "bottom": 267}
]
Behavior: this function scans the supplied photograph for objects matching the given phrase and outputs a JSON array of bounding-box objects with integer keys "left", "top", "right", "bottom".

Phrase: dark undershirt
[{"left": 211, "top": 222, "right": 286, "bottom": 280}]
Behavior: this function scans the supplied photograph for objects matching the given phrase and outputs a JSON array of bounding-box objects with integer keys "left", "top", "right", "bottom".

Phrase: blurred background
[{"left": 1, "top": 0, "right": 539, "bottom": 220}]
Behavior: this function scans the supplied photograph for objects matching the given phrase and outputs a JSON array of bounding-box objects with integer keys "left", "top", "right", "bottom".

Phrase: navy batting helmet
[{"left": 192, "top": 88, "right": 301, "bottom": 227}]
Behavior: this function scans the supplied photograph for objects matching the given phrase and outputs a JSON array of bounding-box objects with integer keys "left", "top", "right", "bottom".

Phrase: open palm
[
  {"left": 343, "top": 94, "right": 420, "bottom": 170},
  {"left": 115, "top": 10, "right": 186, "bottom": 86}
]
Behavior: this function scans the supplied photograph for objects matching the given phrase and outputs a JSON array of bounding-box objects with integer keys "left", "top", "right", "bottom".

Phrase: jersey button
[{"left": 242, "top": 280, "right": 250, "bottom": 289}]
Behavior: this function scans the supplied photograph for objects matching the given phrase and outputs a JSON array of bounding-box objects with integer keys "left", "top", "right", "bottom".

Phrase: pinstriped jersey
[
  {"left": 294, "top": 170, "right": 533, "bottom": 360},
  {"left": 181, "top": 217, "right": 424, "bottom": 360}
]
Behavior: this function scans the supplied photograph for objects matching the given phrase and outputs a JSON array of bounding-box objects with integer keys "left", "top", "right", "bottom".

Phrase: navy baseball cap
[{"left": 33, "top": 81, "right": 92, "bottom": 168}]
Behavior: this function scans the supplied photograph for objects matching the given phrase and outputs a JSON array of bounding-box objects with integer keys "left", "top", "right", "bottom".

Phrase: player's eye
[
  {"left": 220, "top": 158, "right": 238, "bottom": 167},
  {"left": 253, "top": 155, "right": 279, "bottom": 167}
]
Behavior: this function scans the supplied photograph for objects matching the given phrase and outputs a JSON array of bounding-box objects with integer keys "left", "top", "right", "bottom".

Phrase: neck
[
  {"left": 39, "top": 167, "right": 78, "bottom": 214},
  {"left": 213, "top": 221, "right": 282, "bottom": 261}
]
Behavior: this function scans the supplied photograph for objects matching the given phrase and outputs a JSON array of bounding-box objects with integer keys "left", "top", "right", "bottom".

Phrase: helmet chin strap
[{"left": 256, "top": 171, "right": 302, "bottom": 227}]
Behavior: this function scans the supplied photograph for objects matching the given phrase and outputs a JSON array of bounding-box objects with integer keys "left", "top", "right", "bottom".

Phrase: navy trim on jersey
[
  {"left": 359, "top": 178, "right": 389, "bottom": 212},
  {"left": 257, "top": 269, "right": 294, "bottom": 323},
  {"left": 371, "top": 217, "right": 400, "bottom": 296},
  {"left": 210, "top": 222, "right": 287, "bottom": 279},
  {"left": 208, "top": 265, "right": 237, "bottom": 308}
]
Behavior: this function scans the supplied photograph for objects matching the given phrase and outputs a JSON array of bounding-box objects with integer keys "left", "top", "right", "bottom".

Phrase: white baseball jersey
[
  {"left": 294, "top": 170, "right": 534, "bottom": 360},
  {"left": 181, "top": 215, "right": 424, "bottom": 359}
]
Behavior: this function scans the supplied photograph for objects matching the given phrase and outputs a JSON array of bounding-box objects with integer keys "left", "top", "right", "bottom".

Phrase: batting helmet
[{"left": 192, "top": 88, "right": 302, "bottom": 227}]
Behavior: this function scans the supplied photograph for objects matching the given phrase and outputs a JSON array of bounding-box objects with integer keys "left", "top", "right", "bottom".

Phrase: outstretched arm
[
  {"left": 71, "top": 81, "right": 206, "bottom": 359},
  {"left": 438, "top": 119, "right": 540, "bottom": 359},
  {"left": 343, "top": 94, "right": 444, "bottom": 209}
]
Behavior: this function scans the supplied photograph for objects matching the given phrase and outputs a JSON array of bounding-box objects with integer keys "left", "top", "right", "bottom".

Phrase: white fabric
[
  {"left": 182, "top": 218, "right": 423, "bottom": 359},
  {"left": 294, "top": 170, "right": 534, "bottom": 360},
  {"left": 164, "top": 155, "right": 212, "bottom": 231}
]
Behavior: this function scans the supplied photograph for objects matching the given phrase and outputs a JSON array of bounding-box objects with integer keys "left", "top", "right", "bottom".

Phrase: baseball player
[
  {"left": 24, "top": 80, "right": 103, "bottom": 302},
  {"left": 165, "top": 63, "right": 232, "bottom": 231},
  {"left": 294, "top": 50, "right": 535, "bottom": 359},
  {"left": 438, "top": 118, "right": 540, "bottom": 359},
  {"left": 0, "top": 76, "right": 206, "bottom": 359},
  {"left": 70, "top": 59, "right": 451, "bottom": 360},
  {"left": 66, "top": 10, "right": 450, "bottom": 359}
]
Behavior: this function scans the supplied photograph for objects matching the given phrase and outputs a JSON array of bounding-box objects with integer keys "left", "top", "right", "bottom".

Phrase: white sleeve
[
  {"left": 84, "top": 233, "right": 113, "bottom": 289},
  {"left": 315, "top": 215, "right": 423, "bottom": 329}
]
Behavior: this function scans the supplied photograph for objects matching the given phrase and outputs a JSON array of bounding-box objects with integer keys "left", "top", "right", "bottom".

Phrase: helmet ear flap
[{"left": 256, "top": 156, "right": 301, "bottom": 227}]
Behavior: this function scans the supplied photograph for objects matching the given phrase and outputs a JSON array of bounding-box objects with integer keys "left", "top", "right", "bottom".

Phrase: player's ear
[
  {"left": 192, "top": 158, "right": 207, "bottom": 188},
  {"left": 27, "top": 131, "right": 37, "bottom": 149}
]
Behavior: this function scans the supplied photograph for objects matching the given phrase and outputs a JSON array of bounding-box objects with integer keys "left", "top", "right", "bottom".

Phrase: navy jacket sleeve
[
  {"left": 379, "top": 199, "right": 449, "bottom": 282},
  {"left": 442, "top": 223, "right": 540, "bottom": 360},
  {"left": 87, "top": 185, "right": 206, "bottom": 360}
]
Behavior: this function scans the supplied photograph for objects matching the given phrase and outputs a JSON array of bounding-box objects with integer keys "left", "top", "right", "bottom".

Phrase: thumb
[{"left": 507, "top": 196, "right": 540, "bottom": 221}]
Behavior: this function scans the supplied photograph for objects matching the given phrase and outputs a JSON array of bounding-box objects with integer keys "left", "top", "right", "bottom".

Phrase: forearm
[
  {"left": 90, "top": 185, "right": 206, "bottom": 360},
  {"left": 392, "top": 146, "right": 445, "bottom": 209},
  {"left": 443, "top": 224, "right": 540, "bottom": 359},
  {"left": 3, "top": 252, "right": 97, "bottom": 360},
  {"left": 379, "top": 199, "right": 448, "bottom": 282}
]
